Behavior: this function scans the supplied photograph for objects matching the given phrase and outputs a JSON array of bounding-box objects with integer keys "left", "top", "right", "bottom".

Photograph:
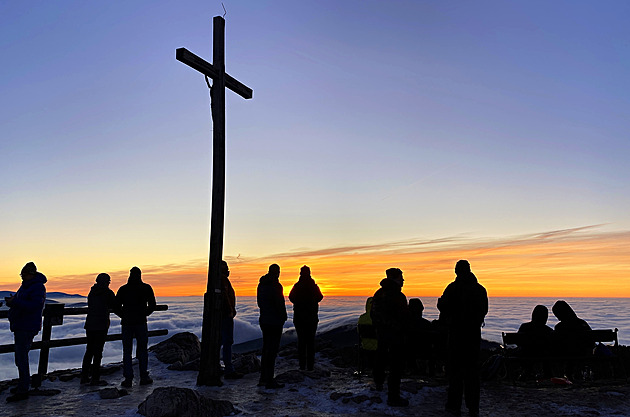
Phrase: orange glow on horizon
[{"left": 3, "top": 229, "right": 627, "bottom": 299}]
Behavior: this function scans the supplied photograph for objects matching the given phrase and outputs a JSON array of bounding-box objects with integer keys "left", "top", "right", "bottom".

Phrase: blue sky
[{"left": 1, "top": 1, "right": 629, "bottom": 289}]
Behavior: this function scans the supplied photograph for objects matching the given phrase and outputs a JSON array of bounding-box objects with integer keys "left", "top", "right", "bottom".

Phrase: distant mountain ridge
[{"left": 0, "top": 290, "right": 85, "bottom": 299}]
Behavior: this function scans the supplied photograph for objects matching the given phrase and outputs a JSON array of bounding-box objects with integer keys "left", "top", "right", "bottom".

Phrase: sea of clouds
[{"left": 1, "top": 295, "right": 629, "bottom": 381}]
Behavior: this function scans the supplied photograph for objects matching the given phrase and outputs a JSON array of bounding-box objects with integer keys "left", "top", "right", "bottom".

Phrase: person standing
[
  {"left": 220, "top": 260, "right": 242, "bottom": 379},
  {"left": 115, "top": 266, "right": 156, "bottom": 387},
  {"left": 257, "top": 263, "right": 287, "bottom": 389},
  {"left": 438, "top": 260, "right": 488, "bottom": 417},
  {"left": 288, "top": 265, "right": 324, "bottom": 371},
  {"left": 5, "top": 262, "right": 47, "bottom": 402},
  {"left": 370, "top": 267, "right": 410, "bottom": 407},
  {"left": 81, "top": 273, "right": 116, "bottom": 385}
]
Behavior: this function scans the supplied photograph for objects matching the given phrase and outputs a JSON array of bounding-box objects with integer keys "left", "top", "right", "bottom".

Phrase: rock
[
  {"left": 99, "top": 387, "right": 123, "bottom": 399},
  {"left": 370, "top": 395, "right": 383, "bottom": 404},
  {"left": 168, "top": 360, "right": 184, "bottom": 371},
  {"left": 29, "top": 388, "right": 61, "bottom": 396},
  {"left": 330, "top": 392, "right": 353, "bottom": 401},
  {"left": 401, "top": 380, "right": 424, "bottom": 394},
  {"left": 276, "top": 370, "right": 305, "bottom": 384},
  {"left": 138, "top": 387, "right": 235, "bottom": 417},
  {"left": 150, "top": 332, "right": 201, "bottom": 365},
  {"left": 232, "top": 353, "right": 260, "bottom": 374},
  {"left": 58, "top": 373, "right": 77, "bottom": 382},
  {"left": 351, "top": 394, "right": 370, "bottom": 404}
]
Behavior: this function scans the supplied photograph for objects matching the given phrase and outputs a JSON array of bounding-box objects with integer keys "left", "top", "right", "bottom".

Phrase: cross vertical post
[{"left": 176, "top": 16, "right": 253, "bottom": 386}]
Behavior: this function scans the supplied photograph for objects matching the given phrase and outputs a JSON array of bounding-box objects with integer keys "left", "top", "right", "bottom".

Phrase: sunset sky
[{"left": 1, "top": 1, "right": 629, "bottom": 297}]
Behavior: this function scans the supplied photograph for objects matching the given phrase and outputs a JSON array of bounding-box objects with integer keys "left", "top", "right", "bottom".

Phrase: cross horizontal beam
[{"left": 176, "top": 48, "right": 253, "bottom": 99}]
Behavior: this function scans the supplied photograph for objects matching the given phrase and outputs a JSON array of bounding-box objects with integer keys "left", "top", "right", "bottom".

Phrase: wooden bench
[{"left": 501, "top": 328, "right": 625, "bottom": 381}]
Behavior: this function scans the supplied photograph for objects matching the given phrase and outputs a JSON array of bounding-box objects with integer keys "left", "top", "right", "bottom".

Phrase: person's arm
[
  {"left": 11, "top": 284, "right": 45, "bottom": 312},
  {"left": 315, "top": 284, "right": 323, "bottom": 303},
  {"left": 113, "top": 288, "right": 123, "bottom": 318},
  {"left": 146, "top": 285, "right": 157, "bottom": 316}
]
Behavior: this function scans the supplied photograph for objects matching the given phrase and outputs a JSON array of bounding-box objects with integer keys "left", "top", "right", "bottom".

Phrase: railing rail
[{"left": 0, "top": 303, "right": 169, "bottom": 387}]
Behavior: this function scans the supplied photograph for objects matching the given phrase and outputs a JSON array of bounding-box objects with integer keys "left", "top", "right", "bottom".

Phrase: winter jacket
[
  {"left": 370, "top": 278, "right": 409, "bottom": 340},
  {"left": 357, "top": 297, "right": 378, "bottom": 351},
  {"left": 257, "top": 273, "right": 287, "bottom": 326},
  {"left": 288, "top": 276, "right": 323, "bottom": 324},
  {"left": 8, "top": 272, "right": 47, "bottom": 333},
  {"left": 84, "top": 283, "right": 116, "bottom": 331},
  {"left": 437, "top": 272, "right": 488, "bottom": 332},
  {"left": 115, "top": 275, "right": 156, "bottom": 326},
  {"left": 221, "top": 276, "right": 237, "bottom": 318}
]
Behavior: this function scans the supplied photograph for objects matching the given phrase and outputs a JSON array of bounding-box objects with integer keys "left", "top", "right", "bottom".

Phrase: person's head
[
  {"left": 129, "top": 266, "right": 141, "bottom": 281},
  {"left": 409, "top": 298, "right": 424, "bottom": 317},
  {"left": 300, "top": 265, "right": 310, "bottom": 278},
  {"left": 20, "top": 262, "right": 37, "bottom": 281},
  {"left": 220, "top": 260, "right": 230, "bottom": 278},
  {"left": 552, "top": 300, "right": 576, "bottom": 321},
  {"left": 531, "top": 304, "right": 549, "bottom": 325},
  {"left": 268, "top": 263, "right": 280, "bottom": 279},
  {"left": 455, "top": 260, "right": 471, "bottom": 276},
  {"left": 386, "top": 267, "right": 404, "bottom": 287},
  {"left": 96, "top": 273, "right": 111, "bottom": 287}
]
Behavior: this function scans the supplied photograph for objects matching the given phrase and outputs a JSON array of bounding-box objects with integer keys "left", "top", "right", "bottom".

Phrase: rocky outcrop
[
  {"left": 150, "top": 332, "right": 201, "bottom": 365},
  {"left": 138, "top": 387, "right": 235, "bottom": 417}
]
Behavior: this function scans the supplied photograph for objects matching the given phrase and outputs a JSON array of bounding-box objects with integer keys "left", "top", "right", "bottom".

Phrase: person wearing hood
[
  {"left": 115, "top": 266, "right": 156, "bottom": 388},
  {"left": 518, "top": 305, "right": 553, "bottom": 357},
  {"left": 288, "top": 265, "right": 324, "bottom": 371},
  {"left": 552, "top": 300, "right": 593, "bottom": 356},
  {"left": 81, "top": 273, "right": 116, "bottom": 385},
  {"left": 370, "top": 267, "right": 410, "bottom": 407},
  {"left": 357, "top": 296, "right": 378, "bottom": 373},
  {"left": 438, "top": 260, "right": 488, "bottom": 417},
  {"left": 257, "top": 263, "right": 287, "bottom": 389},
  {"left": 5, "top": 262, "right": 47, "bottom": 402}
]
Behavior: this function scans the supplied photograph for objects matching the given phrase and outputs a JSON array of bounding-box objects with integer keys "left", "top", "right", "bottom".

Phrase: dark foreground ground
[{"left": 1, "top": 325, "right": 629, "bottom": 416}]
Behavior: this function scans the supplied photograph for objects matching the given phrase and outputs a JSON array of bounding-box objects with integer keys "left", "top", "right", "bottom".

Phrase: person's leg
[
  {"left": 295, "top": 322, "right": 307, "bottom": 370},
  {"left": 373, "top": 337, "right": 388, "bottom": 390},
  {"left": 82, "top": 331, "right": 95, "bottom": 381},
  {"left": 13, "top": 331, "right": 35, "bottom": 393},
  {"left": 121, "top": 325, "right": 134, "bottom": 381},
  {"left": 91, "top": 330, "right": 107, "bottom": 383},
  {"left": 268, "top": 325, "right": 282, "bottom": 378},
  {"left": 137, "top": 324, "right": 149, "bottom": 380},
  {"left": 463, "top": 334, "right": 481, "bottom": 416},
  {"left": 220, "top": 316, "right": 235, "bottom": 373},
  {"left": 388, "top": 340, "right": 404, "bottom": 402},
  {"left": 306, "top": 322, "right": 317, "bottom": 371},
  {"left": 259, "top": 323, "right": 271, "bottom": 384},
  {"left": 445, "top": 334, "right": 464, "bottom": 414}
]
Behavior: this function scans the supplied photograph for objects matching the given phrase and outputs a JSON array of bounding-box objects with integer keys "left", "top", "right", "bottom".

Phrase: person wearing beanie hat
[
  {"left": 288, "top": 265, "right": 323, "bottom": 371},
  {"left": 5, "top": 262, "right": 47, "bottom": 402},
  {"left": 437, "top": 260, "right": 488, "bottom": 417},
  {"left": 115, "top": 266, "right": 156, "bottom": 387},
  {"left": 370, "top": 267, "right": 410, "bottom": 407},
  {"left": 81, "top": 273, "right": 116, "bottom": 385}
]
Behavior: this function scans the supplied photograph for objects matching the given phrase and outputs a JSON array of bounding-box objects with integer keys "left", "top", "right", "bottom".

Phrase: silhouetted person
[
  {"left": 219, "top": 260, "right": 242, "bottom": 379},
  {"left": 257, "top": 263, "right": 287, "bottom": 389},
  {"left": 115, "top": 266, "right": 156, "bottom": 387},
  {"left": 408, "top": 298, "right": 432, "bottom": 373},
  {"left": 371, "top": 267, "right": 410, "bottom": 407},
  {"left": 5, "top": 262, "right": 47, "bottom": 402},
  {"left": 552, "top": 300, "right": 593, "bottom": 357},
  {"left": 518, "top": 305, "right": 553, "bottom": 357},
  {"left": 289, "top": 265, "right": 324, "bottom": 371},
  {"left": 81, "top": 273, "right": 116, "bottom": 385},
  {"left": 357, "top": 297, "right": 378, "bottom": 372},
  {"left": 438, "top": 260, "right": 488, "bottom": 417}
]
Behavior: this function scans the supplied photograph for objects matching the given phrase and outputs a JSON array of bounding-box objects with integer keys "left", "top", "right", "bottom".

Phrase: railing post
[{"left": 34, "top": 303, "right": 65, "bottom": 387}]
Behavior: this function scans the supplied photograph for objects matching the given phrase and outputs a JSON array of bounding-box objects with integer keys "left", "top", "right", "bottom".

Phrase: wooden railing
[{"left": 0, "top": 303, "right": 168, "bottom": 387}]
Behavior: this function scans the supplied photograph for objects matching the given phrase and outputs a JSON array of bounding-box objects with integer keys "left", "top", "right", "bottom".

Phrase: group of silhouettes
[
  {"left": 355, "top": 260, "right": 488, "bottom": 414},
  {"left": 5, "top": 259, "right": 591, "bottom": 416},
  {"left": 3, "top": 262, "right": 157, "bottom": 402}
]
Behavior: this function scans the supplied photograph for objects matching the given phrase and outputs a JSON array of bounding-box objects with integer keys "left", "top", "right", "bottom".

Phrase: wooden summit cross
[{"left": 176, "top": 16, "right": 252, "bottom": 386}]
